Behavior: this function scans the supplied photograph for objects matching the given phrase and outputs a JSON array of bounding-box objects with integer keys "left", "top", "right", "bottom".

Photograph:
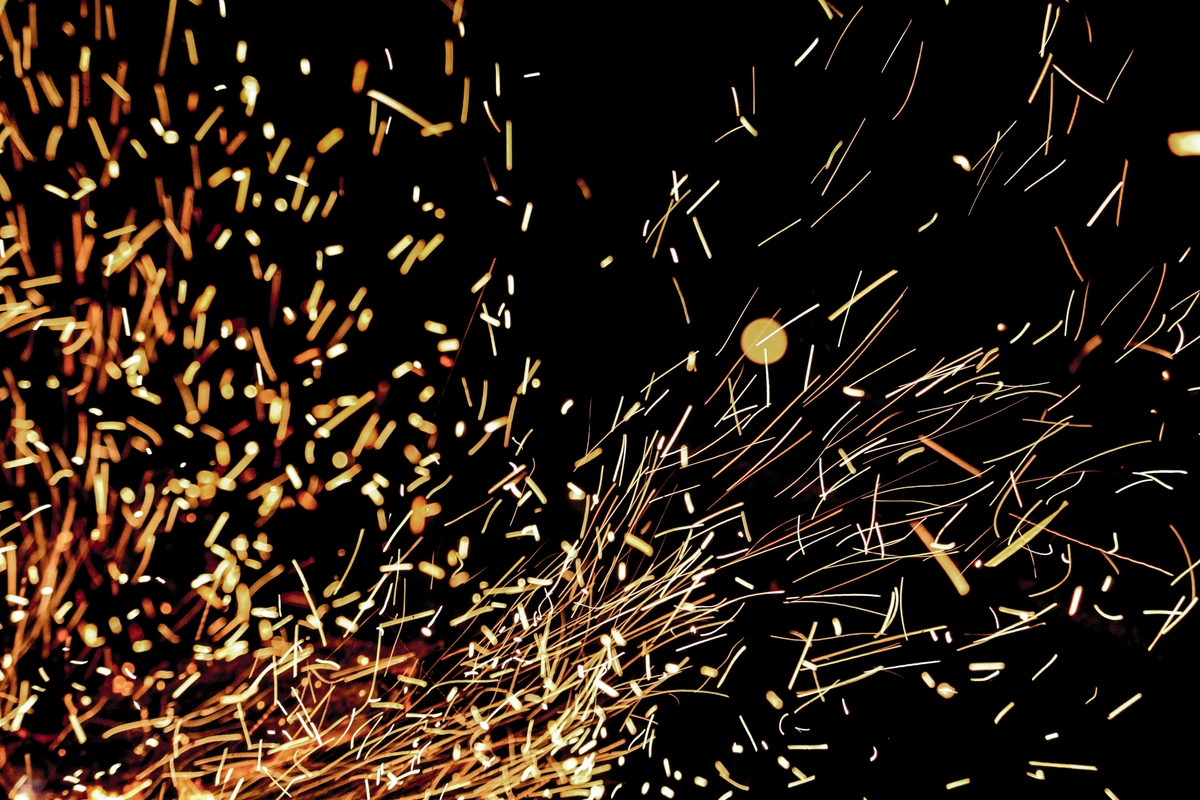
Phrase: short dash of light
[
  {"left": 1107, "top": 693, "right": 1142, "bottom": 720},
  {"left": 1068, "top": 585, "right": 1083, "bottom": 616},
  {"left": 794, "top": 38, "right": 819, "bottom": 66},
  {"left": 1028, "top": 761, "right": 1097, "bottom": 772},
  {"left": 1086, "top": 182, "right": 1123, "bottom": 227},
  {"left": 693, "top": 217, "right": 713, "bottom": 258},
  {"left": 316, "top": 128, "right": 344, "bottom": 153}
]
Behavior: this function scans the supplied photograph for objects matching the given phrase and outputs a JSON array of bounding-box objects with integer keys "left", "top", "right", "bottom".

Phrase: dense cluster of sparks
[{"left": 0, "top": 1, "right": 1196, "bottom": 799}]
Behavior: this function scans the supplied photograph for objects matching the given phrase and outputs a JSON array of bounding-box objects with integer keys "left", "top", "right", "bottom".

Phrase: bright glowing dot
[
  {"left": 300, "top": 59, "right": 311, "bottom": 75},
  {"left": 1168, "top": 131, "right": 1200, "bottom": 156},
  {"left": 740, "top": 318, "right": 787, "bottom": 365},
  {"left": 996, "top": 322, "right": 1007, "bottom": 331},
  {"left": 952, "top": 154, "right": 971, "bottom": 170}
]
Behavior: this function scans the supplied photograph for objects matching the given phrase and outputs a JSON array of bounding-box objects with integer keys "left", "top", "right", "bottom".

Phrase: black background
[{"left": 4, "top": 0, "right": 1200, "bottom": 797}]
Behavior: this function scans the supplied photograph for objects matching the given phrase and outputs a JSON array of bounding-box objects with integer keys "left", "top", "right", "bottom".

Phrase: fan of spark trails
[{"left": 0, "top": 1, "right": 1197, "bottom": 799}]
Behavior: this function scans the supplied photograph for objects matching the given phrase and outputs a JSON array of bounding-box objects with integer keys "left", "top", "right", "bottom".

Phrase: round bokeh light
[{"left": 740, "top": 318, "right": 788, "bottom": 364}]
